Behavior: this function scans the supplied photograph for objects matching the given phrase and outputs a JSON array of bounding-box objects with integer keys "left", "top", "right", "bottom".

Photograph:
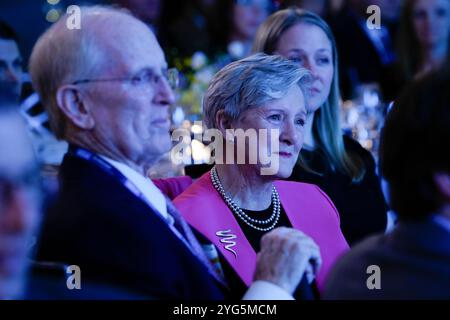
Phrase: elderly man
[
  {"left": 29, "top": 6, "right": 314, "bottom": 299},
  {"left": 0, "top": 104, "right": 41, "bottom": 299},
  {"left": 0, "top": 21, "right": 67, "bottom": 167}
]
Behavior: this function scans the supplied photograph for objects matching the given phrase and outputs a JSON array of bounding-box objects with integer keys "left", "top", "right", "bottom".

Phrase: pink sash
[{"left": 173, "top": 171, "right": 349, "bottom": 292}]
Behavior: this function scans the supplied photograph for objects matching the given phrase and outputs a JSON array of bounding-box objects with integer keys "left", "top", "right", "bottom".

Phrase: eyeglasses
[{"left": 71, "top": 68, "right": 179, "bottom": 90}]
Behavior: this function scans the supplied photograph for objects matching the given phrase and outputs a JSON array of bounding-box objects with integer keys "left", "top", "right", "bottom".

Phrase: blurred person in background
[
  {"left": 385, "top": 0, "right": 450, "bottom": 101},
  {"left": 0, "top": 21, "right": 67, "bottom": 168},
  {"left": 329, "top": 0, "right": 401, "bottom": 100},
  {"left": 253, "top": 8, "right": 388, "bottom": 246},
  {"left": 0, "top": 101, "right": 42, "bottom": 299},
  {"left": 325, "top": 69, "right": 450, "bottom": 299},
  {"left": 212, "top": 0, "right": 273, "bottom": 59},
  {"left": 159, "top": 0, "right": 219, "bottom": 61},
  {"left": 0, "top": 21, "right": 22, "bottom": 104},
  {"left": 161, "top": 0, "right": 272, "bottom": 64}
]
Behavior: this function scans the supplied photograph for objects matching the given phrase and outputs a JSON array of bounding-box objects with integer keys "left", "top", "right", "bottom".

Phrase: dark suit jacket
[
  {"left": 35, "top": 153, "right": 228, "bottom": 299},
  {"left": 329, "top": 6, "right": 398, "bottom": 100},
  {"left": 324, "top": 218, "right": 450, "bottom": 299}
]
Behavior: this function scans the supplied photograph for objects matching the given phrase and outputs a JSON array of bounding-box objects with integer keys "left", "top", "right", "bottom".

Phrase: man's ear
[
  {"left": 434, "top": 172, "right": 450, "bottom": 200},
  {"left": 56, "top": 85, "right": 95, "bottom": 130}
]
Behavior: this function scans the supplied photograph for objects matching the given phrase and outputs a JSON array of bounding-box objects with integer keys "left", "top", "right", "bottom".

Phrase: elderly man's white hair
[
  {"left": 29, "top": 5, "right": 148, "bottom": 139},
  {"left": 203, "top": 53, "right": 311, "bottom": 130}
]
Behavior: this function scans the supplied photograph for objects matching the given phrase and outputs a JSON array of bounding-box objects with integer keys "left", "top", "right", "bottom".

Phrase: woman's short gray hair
[{"left": 203, "top": 53, "right": 311, "bottom": 129}]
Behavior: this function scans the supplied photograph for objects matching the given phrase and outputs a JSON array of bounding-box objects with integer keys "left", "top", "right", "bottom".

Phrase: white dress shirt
[
  {"left": 100, "top": 156, "right": 294, "bottom": 300},
  {"left": 100, "top": 156, "right": 174, "bottom": 225}
]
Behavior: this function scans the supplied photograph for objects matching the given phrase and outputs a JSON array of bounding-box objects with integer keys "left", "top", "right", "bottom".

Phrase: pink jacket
[
  {"left": 152, "top": 176, "right": 193, "bottom": 200},
  {"left": 174, "top": 171, "right": 349, "bottom": 293}
]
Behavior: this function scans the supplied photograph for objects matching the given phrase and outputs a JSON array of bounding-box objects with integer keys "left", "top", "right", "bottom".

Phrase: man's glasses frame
[{"left": 71, "top": 67, "right": 179, "bottom": 90}]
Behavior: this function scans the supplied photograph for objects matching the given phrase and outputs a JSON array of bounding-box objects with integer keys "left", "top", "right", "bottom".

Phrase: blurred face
[
  {"left": 412, "top": 0, "right": 450, "bottom": 48},
  {"left": 275, "top": 23, "right": 334, "bottom": 114},
  {"left": 233, "top": 85, "right": 306, "bottom": 179},
  {"left": 0, "top": 39, "right": 22, "bottom": 101},
  {"left": 0, "top": 112, "right": 40, "bottom": 299},
  {"left": 233, "top": 0, "right": 270, "bottom": 41},
  {"left": 84, "top": 19, "right": 175, "bottom": 168}
]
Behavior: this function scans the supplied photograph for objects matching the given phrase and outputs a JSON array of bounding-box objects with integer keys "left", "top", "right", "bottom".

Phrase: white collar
[{"left": 99, "top": 155, "right": 169, "bottom": 220}]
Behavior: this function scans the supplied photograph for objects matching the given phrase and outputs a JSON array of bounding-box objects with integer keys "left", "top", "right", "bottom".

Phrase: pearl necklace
[{"left": 210, "top": 167, "right": 281, "bottom": 232}]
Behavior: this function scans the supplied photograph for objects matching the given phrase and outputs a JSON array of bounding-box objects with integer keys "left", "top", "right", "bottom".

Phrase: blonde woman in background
[{"left": 253, "top": 8, "right": 388, "bottom": 245}]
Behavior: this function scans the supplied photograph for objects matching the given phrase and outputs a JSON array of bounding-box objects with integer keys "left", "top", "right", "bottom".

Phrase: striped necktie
[{"left": 164, "top": 197, "right": 228, "bottom": 287}]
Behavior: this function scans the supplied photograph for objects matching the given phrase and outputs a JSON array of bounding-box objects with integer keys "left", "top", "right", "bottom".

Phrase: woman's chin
[
  {"left": 259, "top": 166, "right": 293, "bottom": 179},
  {"left": 277, "top": 170, "right": 292, "bottom": 179}
]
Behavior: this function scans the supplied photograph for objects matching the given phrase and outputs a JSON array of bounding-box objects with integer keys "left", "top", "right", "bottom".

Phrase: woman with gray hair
[
  {"left": 174, "top": 53, "right": 349, "bottom": 299},
  {"left": 253, "top": 8, "right": 389, "bottom": 246}
]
